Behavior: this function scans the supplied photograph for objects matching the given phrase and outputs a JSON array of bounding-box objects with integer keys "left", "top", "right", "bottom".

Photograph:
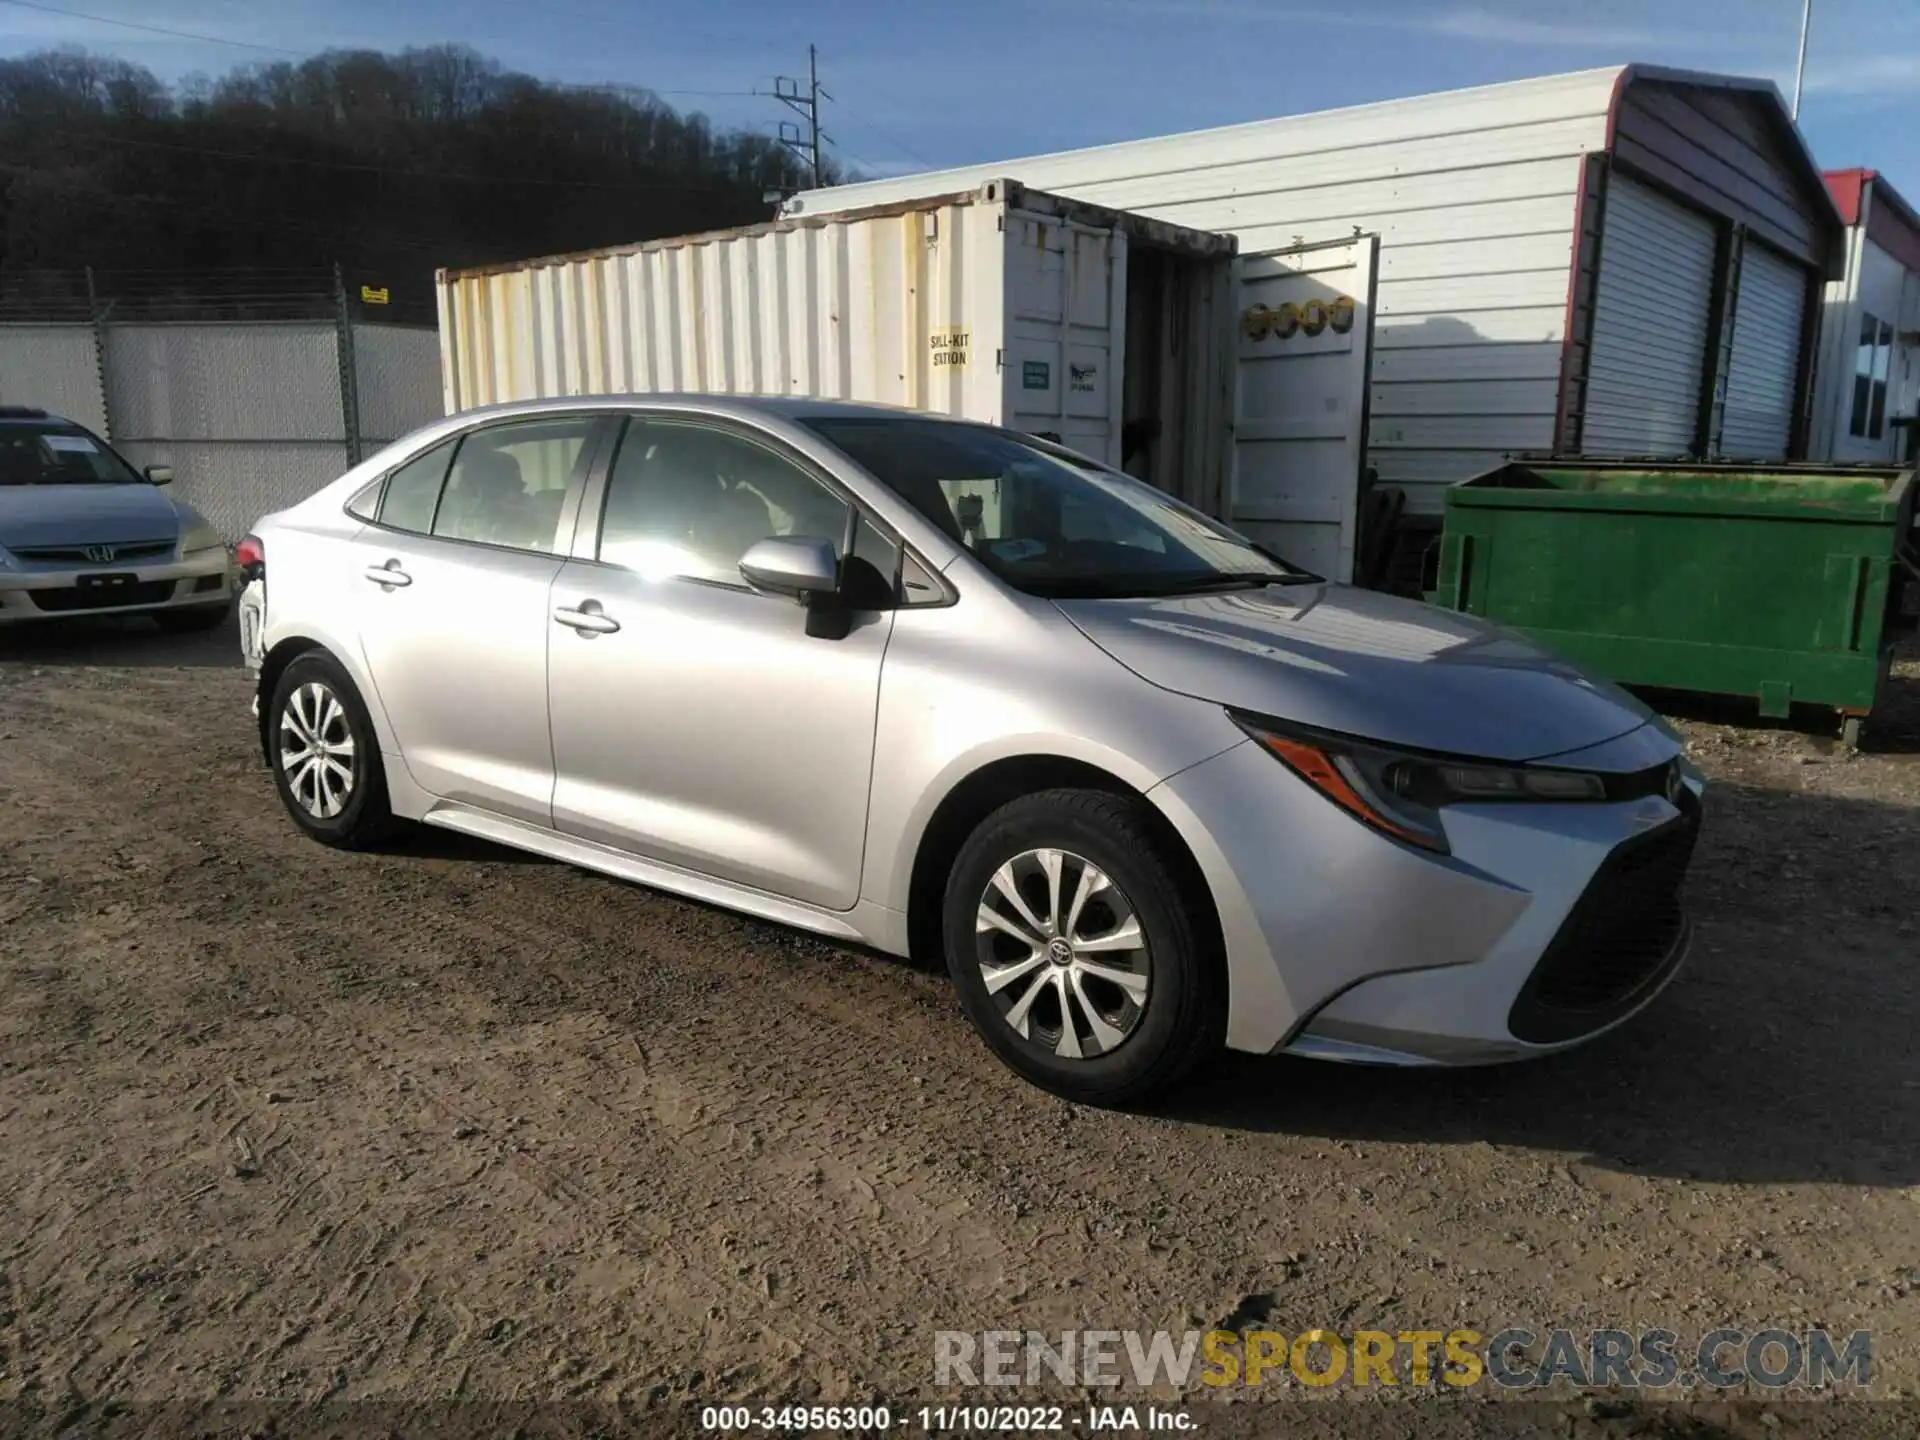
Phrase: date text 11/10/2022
[{"left": 697, "top": 1405, "right": 1197, "bottom": 1432}]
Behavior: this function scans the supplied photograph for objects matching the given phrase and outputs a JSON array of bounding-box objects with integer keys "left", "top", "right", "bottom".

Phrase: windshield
[
  {"left": 804, "top": 417, "right": 1311, "bottom": 599},
  {"left": 0, "top": 423, "right": 146, "bottom": 486}
]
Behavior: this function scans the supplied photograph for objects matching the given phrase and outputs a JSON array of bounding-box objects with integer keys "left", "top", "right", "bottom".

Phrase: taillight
[{"left": 235, "top": 534, "right": 265, "bottom": 579}]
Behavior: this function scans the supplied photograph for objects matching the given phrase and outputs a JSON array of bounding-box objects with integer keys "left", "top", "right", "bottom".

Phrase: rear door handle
[
  {"left": 364, "top": 561, "right": 412, "bottom": 588},
  {"left": 553, "top": 602, "right": 620, "bottom": 635}
]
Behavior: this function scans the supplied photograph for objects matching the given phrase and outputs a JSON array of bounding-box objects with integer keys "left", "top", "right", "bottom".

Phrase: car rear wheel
[
  {"left": 154, "top": 601, "right": 230, "bottom": 633},
  {"left": 942, "top": 788, "right": 1224, "bottom": 1106},
  {"left": 268, "top": 652, "right": 400, "bottom": 850}
]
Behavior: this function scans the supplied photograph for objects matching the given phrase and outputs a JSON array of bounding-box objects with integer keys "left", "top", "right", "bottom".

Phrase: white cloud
[
  {"left": 1058, "top": 0, "right": 1715, "bottom": 50},
  {"left": 1429, "top": 7, "right": 1670, "bottom": 49}
]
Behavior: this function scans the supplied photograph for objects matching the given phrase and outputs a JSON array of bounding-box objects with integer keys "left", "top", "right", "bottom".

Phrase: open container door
[
  {"left": 1231, "top": 234, "right": 1379, "bottom": 582},
  {"left": 999, "top": 203, "right": 1128, "bottom": 465}
]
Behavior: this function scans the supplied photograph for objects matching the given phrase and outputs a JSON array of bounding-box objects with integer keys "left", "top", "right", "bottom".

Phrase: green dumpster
[{"left": 1431, "top": 459, "right": 1919, "bottom": 742}]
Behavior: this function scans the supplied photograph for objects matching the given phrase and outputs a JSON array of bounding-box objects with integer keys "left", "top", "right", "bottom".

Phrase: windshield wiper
[{"left": 1147, "top": 571, "right": 1319, "bottom": 595}]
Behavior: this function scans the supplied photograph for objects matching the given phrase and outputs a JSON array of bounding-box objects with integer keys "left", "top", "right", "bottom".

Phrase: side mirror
[
  {"left": 738, "top": 535, "right": 838, "bottom": 599},
  {"left": 145, "top": 464, "right": 173, "bottom": 486}
]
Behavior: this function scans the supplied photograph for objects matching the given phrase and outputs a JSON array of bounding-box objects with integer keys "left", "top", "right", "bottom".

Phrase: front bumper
[
  {"left": 0, "top": 550, "right": 233, "bottom": 623},
  {"left": 1149, "top": 724, "right": 1702, "bottom": 1064}
]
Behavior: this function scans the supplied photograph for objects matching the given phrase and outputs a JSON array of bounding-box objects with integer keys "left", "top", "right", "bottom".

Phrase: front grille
[
  {"left": 26, "top": 580, "right": 179, "bottom": 613},
  {"left": 1508, "top": 807, "right": 1699, "bottom": 1044},
  {"left": 12, "top": 540, "right": 175, "bottom": 564}
]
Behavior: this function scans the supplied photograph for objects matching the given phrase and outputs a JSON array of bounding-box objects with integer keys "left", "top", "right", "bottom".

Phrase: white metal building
[
  {"left": 786, "top": 65, "right": 1843, "bottom": 528},
  {"left": 1809, "top": 169, "right": 1920, "bottom": 465}
]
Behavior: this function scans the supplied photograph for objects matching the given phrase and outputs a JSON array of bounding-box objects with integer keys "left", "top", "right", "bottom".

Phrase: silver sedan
[
  {"left": 0, "top": 408, "right": 232, "bottom": 630},
  {"left": 242, "top": 395, "right": 1703, "bottom": 1104}
]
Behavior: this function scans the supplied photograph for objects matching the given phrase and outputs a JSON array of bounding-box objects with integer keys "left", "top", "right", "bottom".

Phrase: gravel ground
[{"left": 1, "top": 613, "right": 1917, "bottom": 1438}]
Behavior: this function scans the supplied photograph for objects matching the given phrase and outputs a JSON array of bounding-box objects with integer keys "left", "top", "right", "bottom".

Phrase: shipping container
[
  {"left": 437, "top": 180, "right": 1384, "bottom": 580},
  {"left": 784, "top": 65, "right": 1843, "bottom": 531}
]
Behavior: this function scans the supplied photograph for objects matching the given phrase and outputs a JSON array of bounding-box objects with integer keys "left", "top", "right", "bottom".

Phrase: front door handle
[
  {"left": 364, "top": 560, "right": 412, "bottom": 588},
  {"left": 553, "top": 601, "right": 620, "bottom": 635}
]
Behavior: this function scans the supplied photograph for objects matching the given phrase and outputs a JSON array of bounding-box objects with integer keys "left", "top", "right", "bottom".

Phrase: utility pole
[
  {"left": 773, "top": 44, "right": 831, "bottom": 188},
  {"left": 1791, "top": 0, "right": 1812, "bottom": 121}
]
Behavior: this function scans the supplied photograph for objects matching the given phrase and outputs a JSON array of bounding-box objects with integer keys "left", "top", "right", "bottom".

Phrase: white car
[
  {"left": 242, "top": 395, "right": 1702, "bottom": 1103},
  {"left": 0, "top": 407, "right": 232, "bottom": 630}
]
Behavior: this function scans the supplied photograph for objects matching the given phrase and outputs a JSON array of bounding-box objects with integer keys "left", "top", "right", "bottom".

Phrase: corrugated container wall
[
  {"left": 438, "top": 181, "right": 1247, "bottom": 520},
  {"left": 783, "top": 71, "right": 1626, "bottom": 511},
  {"left": 440, "top": 196, "right": 1009, "bottom": 425}
]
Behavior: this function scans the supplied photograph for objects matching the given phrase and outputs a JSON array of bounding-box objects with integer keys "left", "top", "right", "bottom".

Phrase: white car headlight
[{"left": 0, "top": 545, "right": 14, "bottom": 570}]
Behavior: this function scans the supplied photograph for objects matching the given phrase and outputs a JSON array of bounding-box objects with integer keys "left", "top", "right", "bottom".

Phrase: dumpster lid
[{"left": 1448, "top": 458, "right": 1913, "bottom": 524}]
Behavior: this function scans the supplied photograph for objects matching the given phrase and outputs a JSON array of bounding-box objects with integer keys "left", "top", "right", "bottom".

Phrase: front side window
[
  {"left": 0, "top": 422, "right": 145, "bottom": 486},
  {"left": 597, "top": 420, "right": 852, "bottom": 584},
  {"left": 803, "top": 416, "right": 1306, "bottom": 599},
  {"left": 432, "top": 416, "right": 598, "bottom": 553}
]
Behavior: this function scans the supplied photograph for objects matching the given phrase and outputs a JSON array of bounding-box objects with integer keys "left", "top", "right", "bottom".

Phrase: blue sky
[{"left": 2, "top": 0, "right": 1913, "bottom": 199}]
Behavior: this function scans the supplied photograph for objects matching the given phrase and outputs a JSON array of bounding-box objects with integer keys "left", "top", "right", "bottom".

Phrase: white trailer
[
  {"left": 784, "top": 65, "right": 1843, "bottom": 561},
  {"left": 1809, "top": 169, "right": 1920, "bottom": 465},
  {"left": 438, "top": 180, "right": 1383, "bottom": 580}
]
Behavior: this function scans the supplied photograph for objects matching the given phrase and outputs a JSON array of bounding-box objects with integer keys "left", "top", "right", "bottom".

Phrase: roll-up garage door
[
  {"left": 1717, "top": 240, "right": 1808, "bottom": 459},
  {"left": 1582, "top": 176, "right": 1718, "bottom": 457}
]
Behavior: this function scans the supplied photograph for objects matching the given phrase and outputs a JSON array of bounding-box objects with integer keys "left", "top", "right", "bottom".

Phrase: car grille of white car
[{"left": 1507, "top": 803, "right": 1701, "bottom": 1044}]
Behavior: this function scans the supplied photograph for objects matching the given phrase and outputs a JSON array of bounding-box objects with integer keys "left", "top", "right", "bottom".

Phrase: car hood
[
  {"left": 1055, "top": 583, "right": 1655, "bottom": 763},
  {"left": 0, "top": 483, "right": 181, "bottom": 549}
]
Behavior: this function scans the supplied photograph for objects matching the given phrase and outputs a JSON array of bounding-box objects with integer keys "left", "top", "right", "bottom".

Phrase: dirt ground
[{"left": 2, "top": 614, "right": 1918, "bottom": 1438}]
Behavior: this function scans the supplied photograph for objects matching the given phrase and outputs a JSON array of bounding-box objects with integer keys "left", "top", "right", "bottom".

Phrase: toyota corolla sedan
[
  {"left": 241, "top": 395, "right": 1702, "bottom": 1104},
  {"left": 0, "top": 407, "right": 233, "bottom": 630}
]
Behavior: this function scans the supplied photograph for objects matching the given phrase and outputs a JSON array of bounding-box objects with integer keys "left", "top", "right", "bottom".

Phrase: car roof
[
  {"left": 0, "top": 407, "right": 79, "bottom": 427},
  {"left": 445, "top": 394, "right": 970, "bottom": 427}
]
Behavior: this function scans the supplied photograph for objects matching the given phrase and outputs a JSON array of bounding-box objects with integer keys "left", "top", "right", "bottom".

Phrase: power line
[
  {"left": 825, "top": 95, "right": 938, "bottom": 171},
  {"left": 0, "top": 0, "right": 307, "bottom": 55}
]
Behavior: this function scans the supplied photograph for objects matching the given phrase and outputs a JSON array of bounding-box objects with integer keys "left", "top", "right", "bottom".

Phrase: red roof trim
[{"left": 1825, "top": 169, "right": 1920, "bottom": 272}]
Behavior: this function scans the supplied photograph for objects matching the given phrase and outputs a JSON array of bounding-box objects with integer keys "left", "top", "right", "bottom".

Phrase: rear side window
[
  {"left": 378, "top": 439, "right": 456, "bottom": 534},
  {"left": 345, "top": 477, "right": 384, "bottom": 521},
  {"left": 433, "top": 416, "right": 599, "bottom": 554}
]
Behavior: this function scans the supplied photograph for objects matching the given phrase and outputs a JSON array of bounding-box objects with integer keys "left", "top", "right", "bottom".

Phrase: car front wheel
[
  {"left": 942, "top": 788, "right": 1224, "bottom": 1106},
  {"left": 268, "top": 652, "right": 400, "bottom": 849}
]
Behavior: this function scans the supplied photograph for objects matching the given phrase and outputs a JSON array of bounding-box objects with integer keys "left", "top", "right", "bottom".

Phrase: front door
[
  {"left": 547, "top": 416, "right": 893, "bottom": 910},
  {"left": 349, "top": 413, "right": 607, "bottom": 824}
]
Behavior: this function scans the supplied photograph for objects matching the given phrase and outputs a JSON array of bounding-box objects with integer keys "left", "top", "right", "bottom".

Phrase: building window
[{"left": 1850, "top": 312, "right": 1894, "bottom": 440}]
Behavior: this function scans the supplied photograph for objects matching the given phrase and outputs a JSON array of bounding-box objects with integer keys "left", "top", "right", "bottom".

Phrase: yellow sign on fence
[{"left": 360, "top": 285, "right": 390, "bottom": 305}]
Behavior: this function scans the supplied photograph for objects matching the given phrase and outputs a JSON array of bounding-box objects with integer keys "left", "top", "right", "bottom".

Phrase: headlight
[
  {"left": 1232, "top": 714, "right": 1609, "bottom": 854},
  {"left": 179, "top": 517, "right": 224, "bottom": 554},
  {"left": 0, "top": 545, "right": 13, "bottom": 570}
]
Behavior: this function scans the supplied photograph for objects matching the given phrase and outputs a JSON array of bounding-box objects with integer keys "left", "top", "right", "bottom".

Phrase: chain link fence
[{"left": 0, "top": 268, "right": 442, "bottom": 538}]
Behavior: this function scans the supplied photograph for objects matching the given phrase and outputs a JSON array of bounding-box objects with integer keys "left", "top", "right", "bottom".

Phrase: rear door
[
  {"left": 348, "top": 413, "right": 610, "bottom": 825},
  {"left": 1230, "top": 234, "right": 1379, "bottom": 583}
]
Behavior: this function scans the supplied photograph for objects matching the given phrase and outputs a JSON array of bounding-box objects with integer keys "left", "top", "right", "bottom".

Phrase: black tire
[
  {"left": 942, "top": 787, "right": 1225, "bottom": 1106},
  {"left": 153, "top": 601, "right": 231, "bottom": 633},
  {"left": 267, "top": 650, "right": 402, "bottom": 850}
]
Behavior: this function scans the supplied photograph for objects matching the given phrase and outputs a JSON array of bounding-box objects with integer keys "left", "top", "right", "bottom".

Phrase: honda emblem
[{"left": 85, "top": 544, "right": 116, "bottom": 563}]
